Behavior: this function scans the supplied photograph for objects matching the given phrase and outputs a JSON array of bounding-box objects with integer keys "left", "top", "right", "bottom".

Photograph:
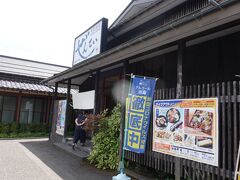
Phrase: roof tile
[{"left": 0, "top": 80, "right": 77, "bottom": 94}]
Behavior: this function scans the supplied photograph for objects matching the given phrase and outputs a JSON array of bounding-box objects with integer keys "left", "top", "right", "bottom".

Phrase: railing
[{"left": 125, "top": 81, "right": 240, "bottom": 179}]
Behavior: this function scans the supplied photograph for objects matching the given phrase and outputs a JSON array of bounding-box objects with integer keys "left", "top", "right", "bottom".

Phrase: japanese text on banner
[{"left": 124, "top": 76, "right": 156, "bottom": 153}]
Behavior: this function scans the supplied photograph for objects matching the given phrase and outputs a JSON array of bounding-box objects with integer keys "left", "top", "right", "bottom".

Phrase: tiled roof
[{"left": 0, "top": 80, "right": 77, "bottom": 94}]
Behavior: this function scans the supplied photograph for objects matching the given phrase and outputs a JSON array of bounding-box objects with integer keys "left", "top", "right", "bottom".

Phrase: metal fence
[{"left": 125, "top": 81, "right": 240, "bottom": 179}]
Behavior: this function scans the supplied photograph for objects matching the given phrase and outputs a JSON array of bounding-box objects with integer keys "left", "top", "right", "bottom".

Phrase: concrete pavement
[{"left": 0, "top": 138, "right": 116, "bottom": 180}]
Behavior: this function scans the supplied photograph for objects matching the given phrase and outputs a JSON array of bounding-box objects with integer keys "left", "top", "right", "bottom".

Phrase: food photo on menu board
[
  {"left": 184, "top": 109, "right": 213, "bottom": 136},
  {"left": 152, "top": 98, "right": 218, "bottom": 166},
  {"left": 155, "top": 107, "right": 184, "bottom": 145}
]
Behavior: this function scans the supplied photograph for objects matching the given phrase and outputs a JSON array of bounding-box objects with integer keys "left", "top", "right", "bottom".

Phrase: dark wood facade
[{"left": 44, "top": 0, "right": 240, "bottom": 179}]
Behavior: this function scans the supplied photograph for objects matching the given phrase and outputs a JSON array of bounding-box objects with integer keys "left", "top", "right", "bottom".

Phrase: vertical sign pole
[
  {"left": 120, "top": 60, "right": 129, "bottom": 164},
  {"left": 234, "top": 142, "right": 240, "bottom": 180},
  {"left": 175, "top": 40, "right": 185, "bottom": 180}
]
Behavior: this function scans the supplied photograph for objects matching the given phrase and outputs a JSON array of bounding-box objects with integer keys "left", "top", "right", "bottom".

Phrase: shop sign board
[
  {"left": 73, "top": 18, "right": 108, "bottom": 66},
  {"left": 153, "top": 98, "right": 218, "bottom": 166}
]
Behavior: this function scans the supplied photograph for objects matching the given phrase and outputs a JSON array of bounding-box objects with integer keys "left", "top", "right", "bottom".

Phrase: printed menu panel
[{"left": 153, "top": 98, "right": 218, "bottom": 166}]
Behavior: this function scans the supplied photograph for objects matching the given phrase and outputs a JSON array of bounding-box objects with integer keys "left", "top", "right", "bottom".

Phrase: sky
[{"left": 0, "top": 0, "right": 131, "bottom": 67}]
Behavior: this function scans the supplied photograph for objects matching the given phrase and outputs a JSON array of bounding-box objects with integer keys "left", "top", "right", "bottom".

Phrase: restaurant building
[
  {"left": 0, "top": 55, "right": 69, "bottom": 124},
  {"left": 44, "top": 0, "right": 240, "bottom": 179}
]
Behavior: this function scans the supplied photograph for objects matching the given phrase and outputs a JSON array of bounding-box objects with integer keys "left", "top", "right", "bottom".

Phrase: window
[
  {"left": 20, "top": 98, "right": 34, "bottom": 124},
  {"left": 1, "top": 96, "right": 16, "bottom": 123},
  {"left": 20, "top": 97, "right": 45, "bottom": 124},
  {"left": 33, "top": 99, "right": 44, "bottom": 124}
]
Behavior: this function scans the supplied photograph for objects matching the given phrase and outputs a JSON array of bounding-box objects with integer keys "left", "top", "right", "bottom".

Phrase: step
[{"left": 53, "top": 141, "right": 90, "bottom": 161}]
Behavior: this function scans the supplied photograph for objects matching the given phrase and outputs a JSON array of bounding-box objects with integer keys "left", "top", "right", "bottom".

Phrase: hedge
[{"left": 0, "top": 122, "right": 49, "bottom": 138}]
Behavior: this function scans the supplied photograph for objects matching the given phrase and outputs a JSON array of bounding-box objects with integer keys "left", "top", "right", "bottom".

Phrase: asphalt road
[{"left": 0, "top": 138, "right": 115, "bottom": 180}]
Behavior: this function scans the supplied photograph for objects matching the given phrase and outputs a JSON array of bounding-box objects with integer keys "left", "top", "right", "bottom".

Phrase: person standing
[{"left": 72, "top": 111, "right": 87, "bottom": 150}]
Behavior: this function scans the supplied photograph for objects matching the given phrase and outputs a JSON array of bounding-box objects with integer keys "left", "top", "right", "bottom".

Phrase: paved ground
[{"left": 0, "top": 138, "right": 116, "bottom": 180}]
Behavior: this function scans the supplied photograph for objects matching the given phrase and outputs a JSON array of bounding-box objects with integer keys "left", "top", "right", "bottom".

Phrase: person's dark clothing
[
  {"left": 77, "top": 114, "right": 86, "bottom": 125},
  {"left": 73, "top": 114, "right": 86, "bottom": 144},
  {"left": 73, "top": 127, "right": 86, "bottom": 144}
]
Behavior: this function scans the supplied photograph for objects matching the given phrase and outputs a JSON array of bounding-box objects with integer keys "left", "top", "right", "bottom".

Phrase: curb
[
  {"left": 0, "top": 137, "right": 49, "bottom": 140},
  {"left": 126, "top": 169, "right": 154, "bottom": 180}
]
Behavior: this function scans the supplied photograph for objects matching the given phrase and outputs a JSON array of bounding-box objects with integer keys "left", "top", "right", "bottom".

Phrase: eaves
[{"left": 43, "top": 0, "right": 239, "bottom": 85}]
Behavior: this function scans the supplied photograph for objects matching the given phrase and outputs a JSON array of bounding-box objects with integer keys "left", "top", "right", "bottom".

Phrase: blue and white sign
[
  {"left": 124, "top": 76, "right": 156, "bottom": 153},
  {"left": 73, "top": 18, "right": 108, "bottom": 66},
  {"left": 56, "top": 100, "right": 67, "bottom": 136}
]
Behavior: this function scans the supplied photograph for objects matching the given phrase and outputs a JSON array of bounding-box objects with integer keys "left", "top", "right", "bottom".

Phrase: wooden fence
[{"left": 124, "top": 81, "right": 240, "bottom": 180}]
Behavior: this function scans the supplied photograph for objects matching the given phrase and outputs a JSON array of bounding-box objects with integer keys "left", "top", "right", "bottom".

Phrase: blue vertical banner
[{"left": 124, "top": 75, "right": 156, "bottom": 153}]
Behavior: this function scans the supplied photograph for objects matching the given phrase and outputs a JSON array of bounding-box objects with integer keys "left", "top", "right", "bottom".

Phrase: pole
[
  {"left": 175, "top": 40, "right": 185, "bottom": 180},
  {"left": 112, "top": 67, "right": 131, "bottom": 180},
  {"left": 64, "top": 79, "right": 71, "bottom": 138},
  {"left": 49, "top": 82, "right": 58, "bottom": 141},
  {"left": 119, "top": 61, "right": 128, "bottom": 162},
  {"left": 94, "top": 69, "right": 100, "bottom": 115}
]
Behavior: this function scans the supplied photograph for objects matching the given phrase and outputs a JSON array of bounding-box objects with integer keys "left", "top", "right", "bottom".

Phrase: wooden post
[
  {"left": 64, "top": 79, "right": 71, "bottom": 138},
  {"left": 175, "top": 41, "right": 185, "bottom": 180},
  {"left": 15, "top": 92, "right": 22, "bottom": 123},
  {"left": 119, "top": 60, "right": 129, "bottom": 160},
  {"left": 45, "top": 96, "right": 51, "bottom": 123},
  {"left": 49, "top": 82, "right": 58, "bottom": 140},
  {"left": 54, "top": 83, "right": 58, "bottom": 97},
  {"left": 78, "top": 85, "right": 81, "bottom": 93},
  {"left": 94, "top": 70, "right": 100, "bottom": 114},
  {"left": 176, "top": 41, "right": 184, "bottom": 98}
]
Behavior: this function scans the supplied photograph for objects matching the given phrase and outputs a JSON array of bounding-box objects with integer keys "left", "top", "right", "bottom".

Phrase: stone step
[
  {"left": 53, "top": 140, "right": 92, "bottom": 161},
  {"left": 67, "top": 140, "right": 92, "bottom": 154}
]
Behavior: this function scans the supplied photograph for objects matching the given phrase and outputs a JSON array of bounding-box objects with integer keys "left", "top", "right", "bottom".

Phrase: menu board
[{"left": 153, "top": 98, "right": 218, "bottom": 166}]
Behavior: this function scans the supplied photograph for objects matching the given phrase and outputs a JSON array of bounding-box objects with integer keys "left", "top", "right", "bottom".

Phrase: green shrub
[
  {"left": 10, "top": 123, "right": 19, "bottom": 133},
  {"left": 88, "top": 104, "right": 121, "bottom": 170},
  {"left": 0, "top": 122, "right": 49, "bottom": 138},
  {"left": 1, "top": 124, "right": 10, "bottom": 134},
  {"left": 29, "top": 124, "right": 43, "bottom": 133},
  {"left": 0, "top": 123, "right": 2, "bottom": 133},
  {"left": 19, "top": 123, "right": 27, "bottom": 133},
  {"left": 0, "top": 133, "right": 9, "bottom": 138},
  {"left": 29, "top": 124, "right": 37, "bottom": 133},
  {"left": 43, "top": 123, "right": 50, "bottom": 133}
]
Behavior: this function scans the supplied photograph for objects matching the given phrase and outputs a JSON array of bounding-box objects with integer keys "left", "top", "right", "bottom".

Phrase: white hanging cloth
[{"left": 72, "top": 90, "right": 95, "bottom": 109}]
